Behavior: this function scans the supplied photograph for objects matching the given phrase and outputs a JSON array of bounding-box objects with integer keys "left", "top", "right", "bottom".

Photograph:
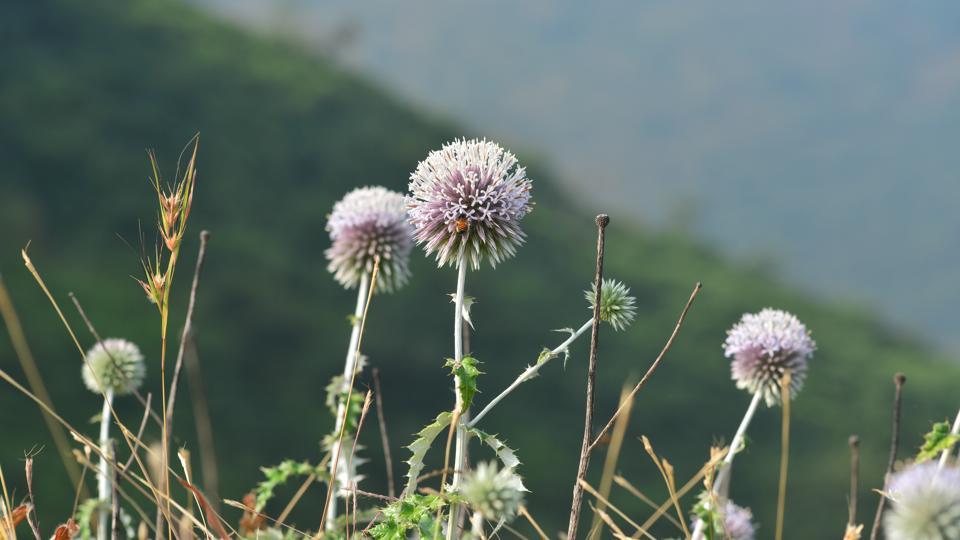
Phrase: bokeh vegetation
[{"left": 2, "top": 0, "right": 958, "bottom": 537}]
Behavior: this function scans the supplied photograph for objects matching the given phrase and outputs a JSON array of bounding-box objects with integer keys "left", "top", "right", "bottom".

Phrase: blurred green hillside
[{"left": 1, "top": 0, "right": 957, "bottom": 537}]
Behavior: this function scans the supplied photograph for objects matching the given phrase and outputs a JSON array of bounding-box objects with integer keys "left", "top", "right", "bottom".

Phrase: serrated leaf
[
  {"left": 468, "top": 428, "right": 528, "bottom": 491},
  {"left": 445, "top": 356, "right": 482, "bottom": 412},
  {"left": 403, "top": 412, "right": 453, "bottom": 495},
  {"left": 368, "top": 494, "right": 447, "bottom": 540},
  {"left": 917, "top": 420, "right": 960, "bottom": 463}
]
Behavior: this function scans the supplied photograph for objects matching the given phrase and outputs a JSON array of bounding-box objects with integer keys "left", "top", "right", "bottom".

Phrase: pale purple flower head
[
  {"left": 407, "top": 139, "right": 533, "bottom": 269},
  {"left": 884, "top": 462, "right": 960, "bottom": 540},
  {"left": 723, "top": 308, "right": 816, "bottom": 406},
  {"left": 325, "top": 186, "right": 414, "bottom": 293},
  {"left": 691, "top": 500, "right": 757, "bottom": 540}
]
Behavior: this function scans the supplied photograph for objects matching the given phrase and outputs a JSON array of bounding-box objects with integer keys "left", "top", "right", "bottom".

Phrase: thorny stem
[
  {"left": 691, "top": 389, "right": 763, "bottom": 540},
  {"left": 97, "top": 390, "right": 115, "bottom": 540},
  {"left": 869, "top": 373, "right": 905, "bottom": 540},
  {"left": 326, "top": 272, "right": 370, "bottom": 530},
  {"left": 447, "top": 255, "right": 469, "bottom": 540},
  {"left": 938, "top": 408, "right": 960, "bottom": 470},
  {"left": 566, "top": 214, "right": 608, "bottom": 540},
  {"left": 469, "top": 318, "right": 594, "bottom": 428}
]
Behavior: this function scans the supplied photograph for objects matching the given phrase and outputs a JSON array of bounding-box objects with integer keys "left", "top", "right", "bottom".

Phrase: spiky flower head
[
  {"left": 81, "top": 338, "right": 146, "bottom": 395},
  {"left": 460, "top": 461, "right": 525, "bottom": 523},
  {"left": 586, "top": 279, "right": 637, "bottom": 331},
  {"left": 407, "top": 139, "right": 533, "bottom": 269},
  {"left": 723, "top": 308, "right": 815, "bottom": 406},
  {"left": 884, "top": 462, "right": 960, "bottom": 540},
  {"left": 691, "top": 499, "right": 757, "bottom": 540},
  {"left": 325, "top": 186, "right": 414, "bottom": 293}
]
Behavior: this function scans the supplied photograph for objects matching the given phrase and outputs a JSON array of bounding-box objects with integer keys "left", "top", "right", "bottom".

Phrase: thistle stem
[
  {"left": 691, "top": 389, "right": 763, "bottom": 540},
  {"left": 326, "top": 272, "right": 370, "bottom": 530},
  {"left": 97, "top": 390, "right": 114, "bottom": 540},
  {"left": 938, "top": 408, "right": 960, "bottom": 470},
  {"left": 469, "top": 318, "right": 593, "bottom": 428},
  {"left": 447, "top": 255, "right": 468, "bottom": 540}
]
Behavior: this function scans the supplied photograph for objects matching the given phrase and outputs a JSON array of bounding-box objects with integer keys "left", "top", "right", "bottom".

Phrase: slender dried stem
[
  {"left": 691, "top": 389, "right": 762, "bottom": 540},
  {"left": 775, "top": 371, "right": 792, "bottom": 540},
  {"left": 869, "top": 373, "right": 905, "bottom": 540},
  {"left": 69, "top": 292, "right": 161, "bottom": 427},
  {"left": 566, "top": 214, "right": 609, "bottom": 540},
  {"left": 848, "top": 435, "right": 860, "bottom": 526},
  {"left": 0, "top": 275, "right": 84, "bottom": 494},
  {"left": 165, "top": 231, "right": 210, "bottom": 442},
  {"left": 319, "top": 259, "right": 380, "bottom": 535},
  {"left": 589, "top": 282, "right": 702, "bottom": 451},
  {"left": 372, "top": 368, "right": 396, "bottom": 498},
  {"left": 588, "top": 383, "right": 634, "bottom": 540}
]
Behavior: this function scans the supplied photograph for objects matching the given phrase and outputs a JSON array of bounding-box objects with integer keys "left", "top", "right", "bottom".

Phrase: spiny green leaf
[
  {"left": 467, "top": 428, "right": 528, "bottom": 491},
  {"left": 445, "top": 356, "right": 483, "bottom": 412},
  {"left": 368, "top": 493, "right": 447, "bottom": 540},
  {"left": 917, "top": 420, "right": 960, "bottom": 463},
  {"left": 254, "top": 460, "right": 325, "bottom": 511},
  {"left": 403, "top": 412, "right": 453, "bottom": 495}
]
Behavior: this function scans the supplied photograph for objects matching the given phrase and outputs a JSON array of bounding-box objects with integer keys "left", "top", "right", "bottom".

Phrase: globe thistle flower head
[
  {"left": 586, "top": 279, "right": 637, "bottom": 331},
  {"left": 325, "top": 186, "right": 414, "bottom": 293},
  {"left": 723, "top": 308, "right": 816, "bottom": 406},
  {"left": 884, "top": 462, "right": 960, "bottom": 540},
  {"left": 407, "top": 139, "right": 533, "bottom": 269},
  {"left": 691, "top": 500, "right": 757, "bottom": 540},
  {"left": 460, "top": 461, "right": 526, "bottom": 523},
  {"left": 81, "top": 338, "right": 146, "bottom": 395}
]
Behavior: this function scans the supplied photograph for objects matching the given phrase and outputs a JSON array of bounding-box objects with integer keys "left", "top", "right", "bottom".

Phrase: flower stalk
[
  {"left": 326, "top": 272, "right": 370, "bottom": 530},
  {"left": 691, "top": 389, "right": 763, "bottom": 540},
  {"left": 96, "top": 390, "right": 114, "bottom": 540},
  {"left": 447, "top": 255, "right": 469, "bottom": 540}
]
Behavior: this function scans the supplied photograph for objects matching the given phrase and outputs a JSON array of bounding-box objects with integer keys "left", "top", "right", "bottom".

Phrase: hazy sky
[{"left": 194, "top": 0, "right": 960, "bottom": 351}]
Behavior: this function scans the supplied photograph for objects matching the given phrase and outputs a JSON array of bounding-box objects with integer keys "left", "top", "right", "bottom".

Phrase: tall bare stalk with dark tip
[
  {"left": 566, "top": 214, "right": 609, "bottom": 540},
  {"left": 869, "top": 373, "right": 906, "bottom": 540}
]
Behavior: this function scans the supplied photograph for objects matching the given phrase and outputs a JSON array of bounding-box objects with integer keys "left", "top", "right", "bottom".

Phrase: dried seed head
[
  {"left": 723, "top": 308, "right": 816, "bottom": 406},
  {"left": 407, "top": 139, "right": 533, "bottom": 269}
]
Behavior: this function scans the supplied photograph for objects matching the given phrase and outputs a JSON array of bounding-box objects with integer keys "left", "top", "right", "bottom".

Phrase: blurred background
[{"left": 1, "top": 0, "right": 958, "bottom": 538}]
